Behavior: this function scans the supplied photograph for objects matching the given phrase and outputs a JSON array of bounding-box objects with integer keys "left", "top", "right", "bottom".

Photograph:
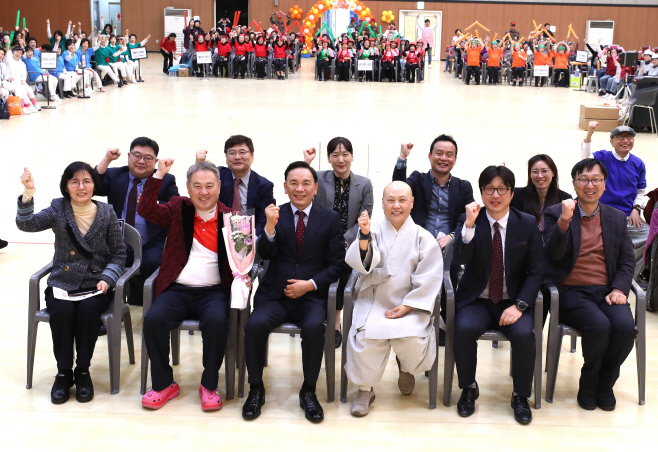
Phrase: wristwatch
[
  {"left": 516, "top": 300, "right": 528, "bottom": 312},
  {"left": 359, "top": 231, "right": 371, "bottom": 241},
  {"left": 633, "top": 205, "right": 642, "bottom": 214}
]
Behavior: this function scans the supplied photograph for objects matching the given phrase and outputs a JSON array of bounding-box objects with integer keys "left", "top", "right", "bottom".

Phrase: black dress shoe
[
  {"left": 299, "top": 390, "right": 324, "bottom": 423},
  {"left": 457, "top": 383, "right": 479, "bottom": 417},
  {"left": 0, "top": 239, "right": 8, "bottom": 249},
  {"left": 511, "top": 394, "right": 532, "bottom": 424},
  {"left": 242, "top": 388, "right": 265, "bottom": 420},
  {"left": 74, "top": 368, "right": 94, "bottom": 403},
  {"left": 597, "top": 391, "right": 616, "bottom": 411},
  {"left": 335, "top": 328, "right": 342, "bottom": 349},
  {"left": 51, "top": 370, "right": 74, "bottom": 404},
  {"left": 577, "top": 390, "right": 597, "bottom": 410}
]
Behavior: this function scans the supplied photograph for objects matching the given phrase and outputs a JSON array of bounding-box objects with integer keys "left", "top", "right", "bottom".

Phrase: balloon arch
[{"left": 299, "top": 0, "right": 386, "bottom": 49}]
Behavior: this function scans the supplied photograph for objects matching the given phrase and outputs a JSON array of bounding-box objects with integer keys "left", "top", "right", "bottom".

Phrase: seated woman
[{"left": 16, "top": 163, "right": 126, "bottom": 405}]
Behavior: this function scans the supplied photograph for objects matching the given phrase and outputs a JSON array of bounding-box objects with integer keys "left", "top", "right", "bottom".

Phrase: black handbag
[{"left": 0, "top": 98, "right": 10, "bottom": 120}]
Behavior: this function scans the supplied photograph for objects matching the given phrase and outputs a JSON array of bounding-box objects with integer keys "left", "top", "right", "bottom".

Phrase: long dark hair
[{"left": 523, "top": 154, "right": 561, "bottom": 222}]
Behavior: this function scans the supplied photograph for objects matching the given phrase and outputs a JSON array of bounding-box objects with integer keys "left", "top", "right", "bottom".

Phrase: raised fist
[
  {"left": 303, "top": 147, "right": 317, "bottom": 164},
  {"left": 400, "top": 143, "right": 414, "bottom": 159},
  {"left": 155, "top": 158, "right": 174, "bottom": 178},
  {"left": 464, "top": 202, "right": 481, "bottom": 227},
  {"left": 358, "top": 210, "right": 370, "bottom": 235},
  {"left": 195, "top": 150, "right": 208, "bottom": 163},
  {"left": 588, "top": 121, "right": 598, "bottom": 133},
  {"left": 561, "top": 199, "right": 576, "bottom": 221},
  {"left": 265, "top": 204, "right": 280, "bottom": 235},
  {"left": 106, "top": 148, "right": 121, "bottom": 161},
  {"left": 20, "top": 167, "right": 35, "bottom": 190},
  {"left": 47, "top": 19, "right": 50, "bottom": 25}
]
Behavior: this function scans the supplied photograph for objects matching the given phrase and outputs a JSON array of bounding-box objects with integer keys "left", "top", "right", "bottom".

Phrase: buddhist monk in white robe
[{"left": 345, "top": 181, "right": 443, "bottom": 416}]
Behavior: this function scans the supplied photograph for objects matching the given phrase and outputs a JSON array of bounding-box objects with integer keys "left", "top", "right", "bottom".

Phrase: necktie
[
  {"left": 125, "top": 179, "right": 141, "bottom": 227},
  {"left": 296, "top": 211, "right": 306, "bottom": 253},
  {"left": 489, "top": 222, "right": 504, "bottom": 304},
  {"left": 232, "top": 178, "right": 242, "bottom": 213}
]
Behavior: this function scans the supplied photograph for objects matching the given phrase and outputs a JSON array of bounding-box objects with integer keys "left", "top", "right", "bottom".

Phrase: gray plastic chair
[
  {"left": 544, "top": 282, "right": 646, "bottom": 405},
  {"left": 27, "top": 223, "right": 140, "bottom": 395},
  {"left": 237, "top": 259, "right": 338, "bottom": 402},
  {"left": 442, "top": 270, "right": 543, "bottom": 409},
  {"left": 139, "top": 267, "right": 241, "bottom": 399},
  {"left": 340, "top": 270, "right": 442, "bottom": 409}
]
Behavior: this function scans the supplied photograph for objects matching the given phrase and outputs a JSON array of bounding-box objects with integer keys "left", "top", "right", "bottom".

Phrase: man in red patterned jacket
[{"left": 138, "top": 159, "right": 239, "bottom": 412}]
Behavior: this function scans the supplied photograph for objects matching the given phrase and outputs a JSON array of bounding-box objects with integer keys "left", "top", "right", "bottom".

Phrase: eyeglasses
[
  {"left": 129, "top": 151, "right": 156, "bottom": 163},
  {"left": 576, "top": 178, "right": 604, "bottom": 186},
  {"left": 482, "top": 186, "right": 510, "bottom": 195},
  {"left": 531, "top": 169, "right": 551, "bottom": 176},
  {"left": 69, "top": 179, "right": 94, "bottom": 188},
  {"left": 226, "top": 150, "right": 251, "bottom": 157},
  {"left": 613, "top": 134, "right": 634, "bottom": 141}
]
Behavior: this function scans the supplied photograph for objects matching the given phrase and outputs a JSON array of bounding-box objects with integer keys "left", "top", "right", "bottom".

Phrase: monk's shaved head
[{"left": 383, "top": 181, "right": 412, "bottom": 198}]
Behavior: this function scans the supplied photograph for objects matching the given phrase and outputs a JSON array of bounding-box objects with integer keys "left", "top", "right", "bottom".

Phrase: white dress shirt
[
  {"left": 232, "top": 171, "right": 250, "bottom": 214},
  {"left": 461, "top": 210, "right": 510, "bottom": 300}
]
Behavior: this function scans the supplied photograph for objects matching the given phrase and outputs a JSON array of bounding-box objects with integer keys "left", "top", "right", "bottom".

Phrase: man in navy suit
[
  {"left": 242, "top": 161, "right": 345, "bottom": 423},
  {"left": 452, "top": 165, "right": 543, "bottom": 424},
  {"left": 196, "top": 135, "right": 275, "bottom": 236},
  {"left": 95, "top": 137, "right": 179, "bottom": 304}
]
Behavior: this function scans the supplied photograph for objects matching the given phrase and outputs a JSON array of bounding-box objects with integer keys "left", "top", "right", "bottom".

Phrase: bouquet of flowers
[{"left": 221, "top": 212, "right": 256, "bottom": 309}]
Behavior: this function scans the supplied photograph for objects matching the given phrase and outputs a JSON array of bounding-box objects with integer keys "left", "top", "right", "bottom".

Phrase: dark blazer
[
  {"left": 218, "top": 166, "right": 275, "bottom": 237},
  {"left": 510, "top": 186, "right": 573, "bottom": 220},
  {"left": 254, "top": 202, "right": 346, "bottom": 308},
  {"left": 137, "top": 176, "right": 234, "bottom": 298},
  {"left": 314, "top": 170, "right": 374, "bottom": 244},
  {"left": 543, "top": 202, "right": 635, "bottom": 296},
  {"left": 16, "top": 196, "right": 126, "bottom": 291},
  {"left": 452, "top": 207, "right": 544, "bottom": 311},
  {"left": 392, "top": 166, "right": 474, "bottom": 234},
  {"left": 95, "top": 166, "right": 179, "bottom": 249}
]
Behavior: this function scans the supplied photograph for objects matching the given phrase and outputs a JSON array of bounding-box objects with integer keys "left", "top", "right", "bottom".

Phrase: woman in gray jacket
[{"left": 17, "top": 162, "right": 126, "bottom": 405}]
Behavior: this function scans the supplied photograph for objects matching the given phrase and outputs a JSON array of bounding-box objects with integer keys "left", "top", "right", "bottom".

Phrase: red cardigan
[{"left": 137, "top": 176, "right": 234, "bottom": 298}]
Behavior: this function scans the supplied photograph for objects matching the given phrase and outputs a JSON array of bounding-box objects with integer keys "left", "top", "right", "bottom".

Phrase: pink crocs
[
  {"left": 142, "top": 383, "right": 180, "bottom": 410},
  {"left": 199, "top": 385, "right": 223, "bottom": 411}
]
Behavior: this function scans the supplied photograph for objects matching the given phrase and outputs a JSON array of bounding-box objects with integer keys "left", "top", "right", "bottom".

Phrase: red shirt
[
  {"left": 216, "top": 42, "right": 231, "bottom": 57},
  {"left": 273, "top": 43, "right": 288, "bottom": 58},
  {"left": 254, "top": 42, "right": 268, "bottom": 57},
  {"left": 194, "top": 41, "right": 210, "bottom": 52},
  {"left": 232, "top": 41, "right": 247, "bottom": 56},
  {"left": 160, "top": 38, "right": 177, "bottom": 53}
]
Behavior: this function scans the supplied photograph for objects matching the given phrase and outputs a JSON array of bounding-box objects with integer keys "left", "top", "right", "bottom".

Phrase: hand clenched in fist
[
  {"left": 105, "top": 147, "right": 121, "bottom": 161},
  {"left": 195, "top": 150, "right": 208, "bottom": 163},
  {"left": 303, "top": 147, "right": 317, "bottom": 164},
  {"left": 400, "top": 143, "right": 414, "bottom": 160},
  {"left": 20, "top": 167, "right": 35, "bottom": 190},
  {"left": 155, "top": 159, "right": 174, "bottom": 178},
  {"left": 265, "top": 204, "right": 280, "bottom": 236},
  {"left": 464, "top": 202, "right": 481, "bottom": 228},
  {"left": 561, "top": 199, "right": 576, "bottom": 221},
  {"left": 358, "top": 210, "right": 370, "bottom": 236}
]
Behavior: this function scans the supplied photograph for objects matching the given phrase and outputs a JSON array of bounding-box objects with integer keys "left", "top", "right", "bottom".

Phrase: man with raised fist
[
  {"left": 344, "top": 181, "right": 443, "bottom": 417},
  {"left": 452, "top": 165, "right": 543, "bottom": 425},
  {"left": 242, "top": 161, "right": 345, "bottom": 423},
  {"left": 544, "top": 158, "right": 636, "bottom": 412}
]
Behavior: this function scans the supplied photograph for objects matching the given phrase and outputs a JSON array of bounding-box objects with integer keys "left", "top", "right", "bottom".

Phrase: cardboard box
[
  {"left": 580, "top": 105, "right": 619, "bottom": 120},
  {"left": 579, "top": 116, "right": 619, "bottom": 132},
  {"left": 178, "top": 67, "right": 189, "bottom": 77}
]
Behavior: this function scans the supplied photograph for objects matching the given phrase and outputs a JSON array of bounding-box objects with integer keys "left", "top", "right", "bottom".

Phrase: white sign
[
  {"left": 196, "top": 51, "right": 212, "bottom": 64},
  {"left": 129, "top": 47, "right": 148, "bottom": 60},
  {"left": 576, "top": 50, "right": 589, "bottom": 63},
  {"left": 357, "top": 59, "right": 373, "bottom": 71},
  {"left": 417, "top": 2, "right": 425, "bottom": 9},
  {"left": 40, "top": 51, "right": 58, "bottom": 70},
  {"left": 533, "top": 65, "right": 549, "bottom": 77}
]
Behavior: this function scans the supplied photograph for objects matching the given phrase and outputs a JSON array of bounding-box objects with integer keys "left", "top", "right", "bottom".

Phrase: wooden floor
[{"left": 1, "top": 58, "right": 657, "bottom": 451}]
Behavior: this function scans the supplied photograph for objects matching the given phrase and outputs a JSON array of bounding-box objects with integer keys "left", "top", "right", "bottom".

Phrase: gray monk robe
[{"left": 344, "top": 216, "right": 443, "bottom": 388}]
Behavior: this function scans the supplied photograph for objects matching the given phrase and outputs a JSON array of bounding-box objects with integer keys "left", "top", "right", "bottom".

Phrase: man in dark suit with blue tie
[
  {"left": 242, "top": 161, "right": 345, "bottom": 423},
  {"left": 195, "top": 135, "right": 274, "bottom": 235},
  {"left": 95, "top": 137, "right": 179, "bottom": 304},
  {"left": 452, "top": 165, "right": 543, "bottom": 424}
]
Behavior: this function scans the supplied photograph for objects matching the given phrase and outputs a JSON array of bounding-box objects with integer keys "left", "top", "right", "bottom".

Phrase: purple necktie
[
  {"left": 489, "top": 222, "right": 504, "bottom": 304},
  {"left": 296, "top": 211, "right": 306, "bottom": 252}
]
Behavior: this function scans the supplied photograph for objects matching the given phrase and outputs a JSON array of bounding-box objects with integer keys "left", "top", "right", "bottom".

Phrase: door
[
  {"left": 109, "top": 2, "right": 122, "bottom": 35},
  {"left": 400, "top": 11, "right": 442, "bottom": 59}
]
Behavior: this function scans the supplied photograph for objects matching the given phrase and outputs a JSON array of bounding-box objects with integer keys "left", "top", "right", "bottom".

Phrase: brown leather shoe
[{"left": 396, "top": 356, "right": 415, "bottom": 395}]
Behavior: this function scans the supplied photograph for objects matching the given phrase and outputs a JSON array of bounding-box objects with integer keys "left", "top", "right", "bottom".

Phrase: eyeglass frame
[
  {"left": 575, "top": 177, "right": 605, "bottom": 186},
  {"left": 68, "top": 179, "right": 95, "bottom": 188},
  {"left": 531, "top": 169, "right": 552, "bottom": 176},
  {"left": 129, "top": 151, "right": 157, "bottom": 163},
  {"left": 481, "top": 186, "right": 511, "bottom": 196},
  {"left": 226, "top": 149, "right": 253, "bottom": 158}
]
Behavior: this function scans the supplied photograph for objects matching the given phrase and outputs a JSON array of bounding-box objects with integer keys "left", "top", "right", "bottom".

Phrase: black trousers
[
  {"left": 45, "top": 287, "right": 112, "bottom": 371},
  {"left": 255, "top": 58, "right": 267, "bottom": 78},
  {"left": 336, "top": 61, "right": 350, "bottom": 81},
  {"left": 214, "top": 57, "right": 228, "bottom": 77},
  {"left": 274, "top": 58, "right": 285, "bottom": 72},
  {"left": 407, "top": 63, "right": 419, "bottom": 82},
  {"left": 245, "top": 298, "right": 326, "bottom": 386},
  {"left": 126, "top": 242, "right": 163, "bottom": 305},
  {"left": 233, "top": 56, "right": 247, "bottom": 77},
  {"left": 143, "top": 283, "right": 230, "bottom": 391},
  {"left": 487, "top": 66, "right": 500, "bottom": 84},
  {"left": 454, "top": 298, "right": 536, "bottom": 398},
  {"left": 161, "top": 50, "right": 174, "bottom": 73},
  {"left": 466, "top": 65, "right": 480, "bottom": 84},
  {"left": 557, "top": 285, "right": 636, "bottom": 399},
  {"left": 335, "top": 262, "right": 352, "bottom": 311},
  {"left": 535, "top": 76, "right": 547, "bottom": 87},
  {"left": 318, "top": 60, "right": 329, "bottom": 79},
  {"left": 512, "top": 66, "right": 525, "bottom": 83},
  {"left": 554, "top": 68, "right": 569, "bottom": 87},
  {"left": 381, "top": 61, "right": 395, "bottom": 81}
]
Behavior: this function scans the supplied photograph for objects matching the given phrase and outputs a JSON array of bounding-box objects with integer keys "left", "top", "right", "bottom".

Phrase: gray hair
[{"left": 186, "top": 161, "right": 220, "bottom": 182}]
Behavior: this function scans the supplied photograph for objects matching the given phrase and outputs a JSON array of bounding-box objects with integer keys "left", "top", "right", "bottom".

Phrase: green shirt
[
  {"left": 95, "top": 45, "right": 112, "bottom": 66},
  {"left": 126, "top": 42, "right": 142, "bottom": 61},
  {"left": 108, "top": 44, "right": 121, "bottom": 63}
]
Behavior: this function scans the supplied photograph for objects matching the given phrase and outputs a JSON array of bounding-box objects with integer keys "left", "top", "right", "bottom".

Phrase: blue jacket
[
  {"left": 24, "top": 56, "right": 46, "bottom": 82},
  {"left": 63, "top": 51, "right": 79, "bottom": 72},
  {"left": 48, "top": 55, "right": 65, "bottom": 77},
  {"left": 76, "top": 47, "right": 95, "bottom": 68}
]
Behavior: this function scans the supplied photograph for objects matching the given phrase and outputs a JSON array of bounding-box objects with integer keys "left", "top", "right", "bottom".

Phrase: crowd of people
[
  {"left": 14, "top": 123, "right": 651, "bottom": 426},
  {"left": 1, "top": 17, "right": 150, "bottom": 115},
  {"left": 447, "top": 21, "right": 658, "bottom": 92},
  {"left": 160, "top": 18, "right": 302, "bottom": 80}
]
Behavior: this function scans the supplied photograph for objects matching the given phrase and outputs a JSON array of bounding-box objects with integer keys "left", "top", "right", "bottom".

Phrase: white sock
[{"left": 359, "top": 386, "right": 371, "bottom": 392}]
